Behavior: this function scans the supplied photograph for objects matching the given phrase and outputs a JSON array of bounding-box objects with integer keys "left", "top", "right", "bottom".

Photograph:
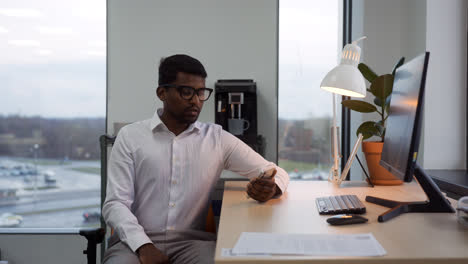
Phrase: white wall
[
  {"left": 350, "top": 0, "right": 427, "bottom": 180},
  {"left": 107, "top": 0, "right": 279, "bottom": 162},
  {"left": 0, "top": 233, "right": 91, "bottom": 264},
  {"left": 424, "top": 0, "right": 467, "bottom": 169}
]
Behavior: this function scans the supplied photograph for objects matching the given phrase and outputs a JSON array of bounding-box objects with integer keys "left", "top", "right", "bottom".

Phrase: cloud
[
  {"left": 0, "top": 8, "right": 44, "bottom": 18},
  {"left": 0, "top": 62, "right": 106, "bottom": 118}
]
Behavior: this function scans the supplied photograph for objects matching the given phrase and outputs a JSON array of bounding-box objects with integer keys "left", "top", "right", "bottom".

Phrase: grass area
[
  {"left": 10, "top": 157, "right": 71, "bottom": 166},
  {"left": 24, "top": 186, "right": 58, "bottom": 191},
  {"left": 69, "top": 167, "right": 100, "bottom": 175},
  {"left": 278, "top": 159, "right": 319, "bottom": 173}
]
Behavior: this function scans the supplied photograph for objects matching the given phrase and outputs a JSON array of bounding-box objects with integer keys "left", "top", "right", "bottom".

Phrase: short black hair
[{"left": 158, "top": 54, "right": 207, "bottom": 85}]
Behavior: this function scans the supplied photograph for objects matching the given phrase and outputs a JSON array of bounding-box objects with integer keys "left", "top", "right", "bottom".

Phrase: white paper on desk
[
  {"left": 232, "top": 232, "right": 386, "bottom": 257},
  {"left": 222, "top": 248, "right": 272, "bottom": 257}
]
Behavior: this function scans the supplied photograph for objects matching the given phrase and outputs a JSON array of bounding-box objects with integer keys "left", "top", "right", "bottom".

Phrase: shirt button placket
[
  {"left": 168, "top": 137, "right": 178, "bottom": 231},
  {"left": 172, "top": 139, "right": 177, "bottom": 186}
]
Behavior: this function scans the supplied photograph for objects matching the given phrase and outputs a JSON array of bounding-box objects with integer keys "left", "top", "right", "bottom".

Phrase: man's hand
[
  {"left": 246, "top": 168, "right": 280, "bottom": 203},
  {"left": 137, "top": 243, "right": 169, "bottom": 264}
]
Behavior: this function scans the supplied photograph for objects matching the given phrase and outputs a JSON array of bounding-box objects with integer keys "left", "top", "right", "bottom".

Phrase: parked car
[
  {"left": 83, "top": 211, "right": 101, "bottom": 222},
  {"left": 0, "top": 213, "right": 23, "bottom": 227}
]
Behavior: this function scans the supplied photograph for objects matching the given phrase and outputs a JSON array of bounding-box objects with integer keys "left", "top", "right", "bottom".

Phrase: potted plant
[{"left": 341, "top": 57, "right": 405, "bottom": 185}]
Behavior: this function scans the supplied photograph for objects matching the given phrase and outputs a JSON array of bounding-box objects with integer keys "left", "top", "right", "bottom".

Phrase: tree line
[{"left": 0, "top": 115, "right": 105, "bottom": 160}]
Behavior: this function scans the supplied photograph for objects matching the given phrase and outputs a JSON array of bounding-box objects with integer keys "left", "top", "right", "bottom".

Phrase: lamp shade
[
  {"left": 320, "top": 37, "right": 367, "bottom": 98},
  {"left": 320, "top": 64, "right": 366, "bottom": 98}
]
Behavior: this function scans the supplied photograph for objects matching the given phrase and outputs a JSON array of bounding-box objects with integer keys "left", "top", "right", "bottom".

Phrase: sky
[
  {"left": 279, "top": 0, "right": 341, "bottom": 120},
  {"left": 0, "top": 0, "right": 106, "bottom": 118},
  {"left": 0, "top": 0, "right": 339, "bottom": 120}
]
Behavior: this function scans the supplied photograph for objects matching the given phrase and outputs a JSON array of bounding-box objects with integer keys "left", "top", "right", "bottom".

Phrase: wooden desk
[{"left": 215, "top": 181, "right": 468, "bottom": 264}]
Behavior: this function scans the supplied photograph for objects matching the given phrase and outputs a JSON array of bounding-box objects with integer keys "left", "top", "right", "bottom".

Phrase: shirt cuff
[
  {"left": 273, "top": 167, "right": 288, "bottom": 195},
  {"left": 275, "top": 176, "right": 287, "bottom": 195},
  {"left": 122, "top": 230, "right": 153, "bottom": 253}
]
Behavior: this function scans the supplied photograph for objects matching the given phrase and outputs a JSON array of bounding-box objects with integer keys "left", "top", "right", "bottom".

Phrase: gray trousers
[{"left": 103, "top": 230, "right": 216, "bottom": 264}]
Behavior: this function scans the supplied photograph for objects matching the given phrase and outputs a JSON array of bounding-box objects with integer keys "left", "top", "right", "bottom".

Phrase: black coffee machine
[{"left": 214, "top": 79, "right": 265, "bottom": 157}]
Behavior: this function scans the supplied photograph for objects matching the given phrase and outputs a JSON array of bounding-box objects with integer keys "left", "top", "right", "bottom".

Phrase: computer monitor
[{"left": 364, "top": 52, "right": 456, "bottom": 222}]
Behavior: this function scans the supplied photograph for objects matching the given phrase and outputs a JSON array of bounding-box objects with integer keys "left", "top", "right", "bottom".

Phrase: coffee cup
[{"left": 228, "top": 119, "right": 250, "bottom": 135}]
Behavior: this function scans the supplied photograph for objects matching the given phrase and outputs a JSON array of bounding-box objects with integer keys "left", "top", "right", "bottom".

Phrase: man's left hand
[{"left": 246, "top": 177, "right": 279, "bottom": 203}]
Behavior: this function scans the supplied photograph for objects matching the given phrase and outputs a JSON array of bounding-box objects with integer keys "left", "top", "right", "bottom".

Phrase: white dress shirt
[{"left": 102, "top": 109, "right": 289, "bottom": 252}]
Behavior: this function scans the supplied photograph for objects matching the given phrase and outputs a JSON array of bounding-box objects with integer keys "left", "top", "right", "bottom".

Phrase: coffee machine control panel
[{"left": 228, "top": 93, "right": 244, "bottom": 104}]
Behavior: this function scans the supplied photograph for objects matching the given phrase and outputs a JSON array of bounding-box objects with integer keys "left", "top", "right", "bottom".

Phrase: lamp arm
[
  {"left": 330, "top": 94, "right": 340, "bottom": 181},
  {"left": 352, "top": 36, "right": 367, "bottom": 45}
]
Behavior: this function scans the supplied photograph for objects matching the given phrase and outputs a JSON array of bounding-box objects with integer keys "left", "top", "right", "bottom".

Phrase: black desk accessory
[{"left": 327, "top": 214, "right": 368, "bottom": 225}]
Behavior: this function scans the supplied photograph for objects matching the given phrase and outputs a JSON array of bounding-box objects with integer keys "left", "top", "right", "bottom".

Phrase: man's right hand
[{"left": 136, "top": 243, "right": 170, "bottom": 264}]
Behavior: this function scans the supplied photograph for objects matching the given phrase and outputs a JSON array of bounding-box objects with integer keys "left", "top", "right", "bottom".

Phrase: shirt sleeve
[
  {"left": 221, "top": 129, "right": 289, "bottom": 194},
  {"left": 102, "top": 128, "right": 152, "bottom": 252}
]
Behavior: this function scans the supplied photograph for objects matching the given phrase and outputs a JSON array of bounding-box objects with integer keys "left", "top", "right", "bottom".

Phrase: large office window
[
  {"left": 0, "top": 0, "right": 105, "bottom": 228},
  {"left": 279, "top": 0, "right": 341, "bottom": 180}
]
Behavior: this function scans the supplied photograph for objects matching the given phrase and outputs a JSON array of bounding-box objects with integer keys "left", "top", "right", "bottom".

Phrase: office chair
[
  {"left": 76, "top": 135, "right": 114, "bottom": 264},
  {"left": 79, "top": 227, "right": 105, "bottom": 264},
  {"left": 78, "top": 135, "right": 115, "bottom": 264}
]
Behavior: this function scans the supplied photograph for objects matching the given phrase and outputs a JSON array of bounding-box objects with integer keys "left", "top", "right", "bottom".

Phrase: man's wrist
[
  {"left": 136, "top": 243, "right": 154, "bottom": 256},
  {"left": 274, "top": 184, "right": 282, "bottom": 196}
]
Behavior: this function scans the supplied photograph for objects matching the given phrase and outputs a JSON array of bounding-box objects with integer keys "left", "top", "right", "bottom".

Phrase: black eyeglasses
[{"left": 160, "top": 84, "right": 213, "bottom": 101}]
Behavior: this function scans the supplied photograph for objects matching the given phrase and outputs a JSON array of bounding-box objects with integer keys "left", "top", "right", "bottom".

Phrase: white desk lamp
[{"left": 320, "top": 36, "right": 367, "bottom": 183}]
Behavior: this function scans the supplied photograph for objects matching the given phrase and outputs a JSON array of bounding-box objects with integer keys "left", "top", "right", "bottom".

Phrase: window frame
[{"left": 342, "top": 0, "right": 352, "bottom": 179}]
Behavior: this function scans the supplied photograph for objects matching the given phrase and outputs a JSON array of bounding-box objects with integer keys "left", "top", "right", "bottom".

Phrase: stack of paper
[{"left": 227, "top": 232, "right": 386, "bottom": 257}]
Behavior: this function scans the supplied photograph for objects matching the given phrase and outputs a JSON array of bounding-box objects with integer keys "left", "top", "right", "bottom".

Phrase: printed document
[{"left": 231, "top": 232, "right": 386, "bottom": 257}]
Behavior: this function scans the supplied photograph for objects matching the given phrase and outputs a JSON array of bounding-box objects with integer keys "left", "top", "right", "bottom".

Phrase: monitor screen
[{"left": 380, "top": 52, "right": 429, "bottom": 182}]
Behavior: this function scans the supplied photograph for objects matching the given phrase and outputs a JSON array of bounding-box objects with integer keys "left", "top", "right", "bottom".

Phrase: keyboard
[{"left": 316, "top": 195, "right": 366, "bottom": 215}]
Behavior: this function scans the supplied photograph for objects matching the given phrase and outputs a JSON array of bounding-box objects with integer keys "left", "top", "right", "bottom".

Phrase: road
[
  {"left": 0, "top": 189, "right": 100, "bottom": 214},
  {"left": 0, "top": 189, "right": 101, "bottom": 228},
  {"left": 0, "top": 158, "right": 102, "bottom": 228}
]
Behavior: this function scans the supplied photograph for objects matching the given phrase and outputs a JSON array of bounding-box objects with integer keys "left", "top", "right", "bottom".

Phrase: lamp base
[{"left": 328, "top": 167, "right": 340, "bottom": 183}]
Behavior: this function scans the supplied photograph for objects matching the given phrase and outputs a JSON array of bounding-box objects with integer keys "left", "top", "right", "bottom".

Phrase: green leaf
[
  {"left": 375, "top": 97, "right": 391, "bottom": 109},
  {"left": 374, "top": 97, "right": 383, "bottom": 107},
  {"left": 383, "top": 96, "right": 391, "bottom": 113},
  {"left": 341, "top": 100, "right": 377, "bottom": 113},
  {"left": 357, "top": 121, "right": 380, "bottom": 140},
  {"left": 375, "top": 121, "right": 385, "bottom": 137},
  {"left": 385, "top": 104, "right": 390, "bottom": 115},
  {"left": 370, "top": 74, "right": 394, "bottom": 101},
  {"left": 391, "top": 57, "right": 405, "bottom": 76},
  {"left": 358, "top": 63, "right": 378, "bottom": 83},
  {"left": 385, "top": 96, "right": 391, "bottom": 105}
]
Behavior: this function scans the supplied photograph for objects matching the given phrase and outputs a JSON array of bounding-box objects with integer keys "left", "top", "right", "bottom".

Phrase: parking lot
[{"left": 0, "top": 157, "right": 101, "bottom": 228}]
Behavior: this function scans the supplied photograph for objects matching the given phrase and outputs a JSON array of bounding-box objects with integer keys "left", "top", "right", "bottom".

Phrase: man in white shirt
[{"left": 103, "top": 54, "right": 289, "bottom": 264}]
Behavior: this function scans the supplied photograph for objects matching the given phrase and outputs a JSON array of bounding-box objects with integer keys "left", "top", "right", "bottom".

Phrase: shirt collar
[{"left": 150, "top": 108, "right": 201, "bottom": 134}]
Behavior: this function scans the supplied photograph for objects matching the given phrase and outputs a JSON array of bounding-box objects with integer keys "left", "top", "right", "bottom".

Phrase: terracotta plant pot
[{"left": 362, "top": 141, "right": 403, "bottom": 185}]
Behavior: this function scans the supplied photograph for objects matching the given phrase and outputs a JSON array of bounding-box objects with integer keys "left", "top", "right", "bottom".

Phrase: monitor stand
[{"left": 365, "top": 163, "right": 456, "bottom": 222}]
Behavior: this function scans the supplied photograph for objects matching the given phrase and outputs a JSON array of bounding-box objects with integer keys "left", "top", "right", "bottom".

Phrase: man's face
[{"left": 159, "top": 72, "right": 206, "bottom": 124}]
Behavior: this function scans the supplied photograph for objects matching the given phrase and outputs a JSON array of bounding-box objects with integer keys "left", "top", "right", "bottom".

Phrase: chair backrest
[{"left": 99, "top": 135, "right": 116, "bottom": 259}]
